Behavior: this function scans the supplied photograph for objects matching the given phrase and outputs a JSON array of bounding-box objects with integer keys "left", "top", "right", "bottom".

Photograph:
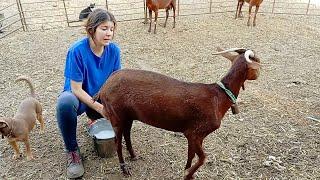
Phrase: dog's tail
[{"left": 15, "top": 76, "right": 36, "bottom": 97}]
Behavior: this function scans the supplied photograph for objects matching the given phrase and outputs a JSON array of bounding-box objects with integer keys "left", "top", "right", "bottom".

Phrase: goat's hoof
[
  {"left": 12, "top": 154, "right": 22, "bottom": 160},
  {"left": 26, "top": 155, "right": 34, "bottom": 161},
  {"left": 120, "top": 164, "right": 131, "bottom": 176},
  {"left": 184, "top": 169, "right": 195, "bottom": 180},
  {"left": 183, "top": 175, "right": 195, "bottom": 180},
  {"left": 130, "top": 156, "right": 138, "bottom": 161}
]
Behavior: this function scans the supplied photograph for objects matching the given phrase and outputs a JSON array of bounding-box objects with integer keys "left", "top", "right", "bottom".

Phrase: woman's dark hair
[{"left": 85, "top": 8, "right": 117, "bottom": 39}]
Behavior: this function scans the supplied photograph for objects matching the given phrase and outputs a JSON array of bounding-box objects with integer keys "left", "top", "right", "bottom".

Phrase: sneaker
[{"left": 66, "top": 149, "right": 84, "bottom": 179}]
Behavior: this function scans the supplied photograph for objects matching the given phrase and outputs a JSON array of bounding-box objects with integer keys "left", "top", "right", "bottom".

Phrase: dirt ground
[{"left": 0, "top": 12, "right": 320, "bottom": 179}]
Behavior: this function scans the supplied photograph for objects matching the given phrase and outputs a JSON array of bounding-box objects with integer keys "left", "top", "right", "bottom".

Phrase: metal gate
[{"left": 1, "top": 0, "right": 319, "bottom": 39}]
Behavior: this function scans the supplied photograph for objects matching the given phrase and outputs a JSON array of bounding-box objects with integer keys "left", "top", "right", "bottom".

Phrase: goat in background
[
  {"left": 79, "top": 3, "right": 95, "bottom": 20},
  {"left": 146, "top": 0, "right": 176, "bottom": 34},
  {"left": 235, "top": 0, "right": 264, "bottom": 26}
]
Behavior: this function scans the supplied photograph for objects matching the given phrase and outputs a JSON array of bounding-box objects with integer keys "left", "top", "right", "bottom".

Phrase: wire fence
[{"left": 0, "top": 0, "right": 320, "bottom": 39}]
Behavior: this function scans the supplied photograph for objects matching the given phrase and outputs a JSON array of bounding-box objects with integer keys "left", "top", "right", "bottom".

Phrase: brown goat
[
  {"left": 96, "top": 48, "right": 261, "bottom": 179},
  {"left": 146, "top": 0, "right": 176, "bottom": 33},
  {"left": 235, "top": 0, "right": 264, "bottom": 26}
]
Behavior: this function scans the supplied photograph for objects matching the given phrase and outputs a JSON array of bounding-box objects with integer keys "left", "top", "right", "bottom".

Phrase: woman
[{"left": 56, "top": 9, "right": 121, "bottom": 179}]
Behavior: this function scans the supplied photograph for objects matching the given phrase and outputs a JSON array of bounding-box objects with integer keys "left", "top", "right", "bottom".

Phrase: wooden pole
[
  {"left": 209, "top": 0, "right": 212, "bottom": 13},
  {"left": 19, "top": 0, "right": 27, "bottom": 31},
  {"left": 15, "top": 0, "right": 26, "bottom": 31},
  {"left": 62, "top": 0, "right": 69, "bottom": 27},
  {"left": 178, "top": 0, "right": 180, "bottom": 16},
  {"left": 306, "top": 0, "right": 311, "bottom": 15},
  {"left": 272, "top": 0, "right": 276, "bottom": 13},
  {"left": 144, "top": 0, "right": 147, "bottom": 24},
  {"left": 106, "top": 0, "right": 109, "bottom": 10}
]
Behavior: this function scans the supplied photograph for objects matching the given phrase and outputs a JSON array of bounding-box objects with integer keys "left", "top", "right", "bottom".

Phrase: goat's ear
[
  {"left": 216, "top": 47, "right": 224, "bottom": 52},
  {"left": 248, "top": 61, "right": 260, "bottom": 70},
  {"left": 235, "top": 49, "right": 247, "bottom": 54},
  {"left": 216, "top": 47, "right": 238, "bottom": 62}
]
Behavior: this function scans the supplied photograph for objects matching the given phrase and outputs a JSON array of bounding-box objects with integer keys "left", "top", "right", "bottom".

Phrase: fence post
[
  {"left": 306, "top": 0, "right": 311, "bottom": 15},
  {"left": 272, "top": 0, "right": 276, "bottom": 13},
  {"left": 178, "top": 0, "right": 180, "bottom": 16},
  {"left": 209, "top": 0, "right": 212, "bottom": 13},
  {"left": 0, "top": 13, "right": 4, "bottom": 33},
  {"left": 15, "top": 0, "right": 27, "bottom": 31},
  {"left": 62, "top": 0, "right": 69, "bottom": 27},
  {"left": 106, "top": 0, "right": 109, "bottom": 10},
  {"left": 144, "top": 0, "right": 147, "bottom": 24}
]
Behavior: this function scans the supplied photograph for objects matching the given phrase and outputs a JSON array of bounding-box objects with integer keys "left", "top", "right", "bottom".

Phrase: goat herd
[
  {"left": 79, "top": 0, "right": 264, "bottom": 34},
  {"left": 145, "top": 0, "right": 263, "bottom": 33}
]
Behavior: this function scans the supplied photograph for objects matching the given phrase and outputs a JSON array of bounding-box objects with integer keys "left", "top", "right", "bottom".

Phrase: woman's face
[{"left": 93, "top": 21, "right": 114, "bottom": 47}]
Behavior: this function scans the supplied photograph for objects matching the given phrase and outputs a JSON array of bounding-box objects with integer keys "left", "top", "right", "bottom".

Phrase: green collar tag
[{"left": 217, "top": 81, "right": 237, "bottom": 104}]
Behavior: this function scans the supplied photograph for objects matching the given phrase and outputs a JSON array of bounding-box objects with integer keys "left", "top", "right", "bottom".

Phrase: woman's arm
[{"left": 71, "top": 80, "right": 104, "bottom": 115}]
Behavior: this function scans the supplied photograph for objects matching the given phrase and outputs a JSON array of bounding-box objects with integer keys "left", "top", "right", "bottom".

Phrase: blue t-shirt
[{"left": 63, "top": 37, "right": 121, "bottom": 97}]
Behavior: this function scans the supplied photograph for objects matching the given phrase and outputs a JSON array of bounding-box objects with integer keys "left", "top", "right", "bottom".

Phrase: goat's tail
[
  {"left": 167, "top": 1, "right": 175, "bottom": 10},
  {"left": 15, "top": 76, "right": 36, "bottom": 97},
  {"left": 92, "top": 90, "right": 121, "bottom": 124}
]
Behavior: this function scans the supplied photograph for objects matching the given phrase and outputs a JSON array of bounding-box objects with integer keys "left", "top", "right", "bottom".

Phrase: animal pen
[
  {"left": 1, "top": 0, "right": 320, "bottom": 179},
  {"left": 0, "top": 0, "right": 319, "bottom": 39}
]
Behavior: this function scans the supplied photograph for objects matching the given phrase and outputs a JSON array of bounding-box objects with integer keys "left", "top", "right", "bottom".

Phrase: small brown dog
[{"left": 0, "top": 76, "right": 44, "bottom": 160}]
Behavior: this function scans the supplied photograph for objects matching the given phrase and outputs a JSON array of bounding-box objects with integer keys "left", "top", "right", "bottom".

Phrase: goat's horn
[
  {"left": 244, "top": 50, "right": 254, "bottom": 63},
  {"left": 212, "top": 48, "right": 247, "bottom": 55}
]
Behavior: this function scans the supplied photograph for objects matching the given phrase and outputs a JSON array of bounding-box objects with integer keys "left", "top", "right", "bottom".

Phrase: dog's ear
[{"left": 0, "top": 120, "right": 9, "bottom": 129}]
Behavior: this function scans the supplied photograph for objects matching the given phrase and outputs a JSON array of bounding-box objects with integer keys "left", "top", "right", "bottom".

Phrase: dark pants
[{"left": 56, "top": 91, "right": 103, "bottom": 152}]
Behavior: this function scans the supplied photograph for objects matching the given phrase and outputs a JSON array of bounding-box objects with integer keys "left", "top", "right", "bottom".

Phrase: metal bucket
[{"left": 88, "top": 118, "right": 116, "bottom": 158}]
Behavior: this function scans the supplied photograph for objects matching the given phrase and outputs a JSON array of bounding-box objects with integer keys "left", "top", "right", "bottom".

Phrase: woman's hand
[
  {"left": 71, "top": 80, "right": 105, "bottom": 116},
  {"left": 94, "top": 102, "right": 105, "bottom": 116}
]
